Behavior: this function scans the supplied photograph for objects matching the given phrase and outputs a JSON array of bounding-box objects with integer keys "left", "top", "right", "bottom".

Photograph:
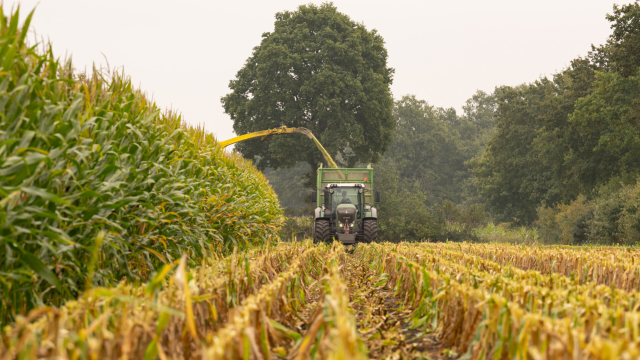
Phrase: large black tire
[
  {"left": 362, "top": 219, "right": 378, "bottom": 243},
  {"left": 313, "top": 219, "right": 332, "bottom": 244}
]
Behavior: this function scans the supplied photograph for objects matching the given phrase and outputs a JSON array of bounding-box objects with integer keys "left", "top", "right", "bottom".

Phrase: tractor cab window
[
  {"left": 330, "top": 187, "right": 362, "bottom": 216},
  {"left": 338, "top": 190, "right": 352, "bottom": 204}
]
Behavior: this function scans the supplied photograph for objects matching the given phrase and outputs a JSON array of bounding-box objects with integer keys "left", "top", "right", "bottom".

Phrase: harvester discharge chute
[
  {"left": 220, "top": 126, "right": 380, "bottom": 244},
  {"left": 219, "top": 126, "right": 338, "bottom": 169}
]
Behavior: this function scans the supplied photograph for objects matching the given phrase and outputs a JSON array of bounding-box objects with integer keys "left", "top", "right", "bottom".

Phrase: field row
[
  {"left": 452, "top": 242, "right": 640, "bottom": 291},
  {"left": 0, "top": 242, "right": 372, "bottom": 360},
  {"left": 361, "top": 242, "right": 640, "bottom": 359},
  {"left": 2, "top": 241, "right": 640, "bottom": 359}
]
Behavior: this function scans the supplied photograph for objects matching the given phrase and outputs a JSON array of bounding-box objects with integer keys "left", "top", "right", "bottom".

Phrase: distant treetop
[{"left": 222, "top": 3, "right": 395, "bottom": 179}]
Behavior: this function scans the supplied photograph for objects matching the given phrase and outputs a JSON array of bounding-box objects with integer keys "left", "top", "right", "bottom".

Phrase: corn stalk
[
  {"left": 364, "top": 243, "right": 640, "bottom": 359},
  {"left": 0, "top": 242, "right": 316, "bottom": 360}
]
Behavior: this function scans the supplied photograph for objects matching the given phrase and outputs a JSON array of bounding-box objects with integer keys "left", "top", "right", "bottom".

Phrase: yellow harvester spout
[{"left": 219, "top": 126, "right": 338, "bottom": 169}]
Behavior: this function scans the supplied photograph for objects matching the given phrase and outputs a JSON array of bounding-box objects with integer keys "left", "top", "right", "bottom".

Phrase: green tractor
[{"left": 311, "top": 164, "right": 381, "bottom": 244}]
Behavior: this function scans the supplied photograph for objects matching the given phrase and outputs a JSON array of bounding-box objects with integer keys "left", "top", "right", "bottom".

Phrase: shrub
[
  {"left": 378, "top": 189, "right": 447, "bottom": 242},
  {"left": 280, "top": 216, "right": 313, "bottom": 241},
  {"left": 473, "top": 222, "right": 539, "bottom": 244},
  {"left": 588, "top": 181, "right": 640, "bottom": 245},
  {"left": 537, "top": 195, "right": 593, "bottom": 245}
]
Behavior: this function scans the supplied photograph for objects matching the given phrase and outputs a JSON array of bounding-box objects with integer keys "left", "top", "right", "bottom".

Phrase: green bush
[
  {"left": 279, "top": 216, "right": 313, "bottom": 241},
  {"left": 262, "top": 162, "right": 315, "bottom": 216},
  {"left": 0, "top": 7, "right": 283, "bottom": 324},
  {"left": 537, "top": 195, "right": 593, "bottom": 244},
  {"left": 374, "top": 157, "right": 489, "bottom": 242},
  {"left": 588, "top": 181, "right": 640, "bottom": 245},
  {"left": 473, "top": 222, "right": 540, "bottom": 244},
  {"left": 535, "top": 178, "right": 640, "bottom": 245},
  {"left": 442, "top": 200, "right": 489, "bottom": 236},
  {"left": 378, "top": 188, "right": 447, "bottom": 242}
]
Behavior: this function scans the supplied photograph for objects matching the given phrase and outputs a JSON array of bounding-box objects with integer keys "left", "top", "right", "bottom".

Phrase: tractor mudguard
[
  {"left": 362, "top": 207, "right": 377, "bottom": 221},
  {"left": 315, "top": 207, "right": 332, "bottom": 219}
]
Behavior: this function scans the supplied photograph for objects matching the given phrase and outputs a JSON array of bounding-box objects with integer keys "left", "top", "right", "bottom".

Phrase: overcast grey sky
[{"left": 6, "top": 0, "right": 624, "bottom": 142}]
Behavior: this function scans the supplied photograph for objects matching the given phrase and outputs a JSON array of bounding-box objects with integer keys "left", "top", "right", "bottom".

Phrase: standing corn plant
[{"left": 0, "top": 6, "right": 283, "bottom": 325}]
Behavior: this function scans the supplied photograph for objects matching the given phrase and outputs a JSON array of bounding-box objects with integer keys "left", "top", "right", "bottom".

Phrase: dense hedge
[
  {"left": 0, "top": 8, "right": 283, "bottom": 324},
  {"left": 537, "top": 180, "right": 640, "bottom": 246}
]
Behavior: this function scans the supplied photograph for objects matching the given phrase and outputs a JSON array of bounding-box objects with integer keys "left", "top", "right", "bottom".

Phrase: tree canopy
[
  {"left": 606, "top": 2, "right": 640, "bottom": 77},
  {"left": 265, "top": 92, "right": 495, "bottom": 240},
  {"left": 474, "top": 2, "right": 640, "bottom": 225},
  {"left": 373, "top": 94, "right": 494, "bottom": 240},
  {"left": 380, "top": 95, "right": 485, "bottom": 207},
  {"left": 222, "top": 3, "right": 395, "bottom": 178}
]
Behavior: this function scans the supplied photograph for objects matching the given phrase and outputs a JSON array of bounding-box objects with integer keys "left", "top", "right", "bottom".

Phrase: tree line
[
  {"left": 474, "top": 2, "right": 640, "bottom": 244},
  {"left": 226, "top": 2, "right": 640, "bottom": 244}
]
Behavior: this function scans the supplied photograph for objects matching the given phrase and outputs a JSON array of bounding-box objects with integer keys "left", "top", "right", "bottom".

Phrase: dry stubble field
[{"left": 3, "top": 241, "right": 640, "bottom": 360}]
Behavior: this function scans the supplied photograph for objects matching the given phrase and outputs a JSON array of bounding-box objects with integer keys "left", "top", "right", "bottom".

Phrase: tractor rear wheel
[
  {"left": 362, "top": 219, "right": 378, "bottom": 243},
  {"left": 313, "top": 219, "right": 332, "bottom": 244}
]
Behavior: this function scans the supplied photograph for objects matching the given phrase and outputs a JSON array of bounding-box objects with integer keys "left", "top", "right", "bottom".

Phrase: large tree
[{"left": 222, "top": 3, "right": 395, "bottom": 179}]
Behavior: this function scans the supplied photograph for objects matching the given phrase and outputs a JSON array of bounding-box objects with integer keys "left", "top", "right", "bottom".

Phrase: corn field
[
  {"left": 3, "top": 4, "right": 640, "bottom": 360},
  {"left": 2, "top": 240, "right": 640, "bottom": 360},
  {"left": 0, "top": 7, "right": 283, "bottom": 324}
]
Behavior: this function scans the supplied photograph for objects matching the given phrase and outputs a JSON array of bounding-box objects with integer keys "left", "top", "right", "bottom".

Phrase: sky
[{"left": 5, "top": 0, "right": 624, "bottom": 142}]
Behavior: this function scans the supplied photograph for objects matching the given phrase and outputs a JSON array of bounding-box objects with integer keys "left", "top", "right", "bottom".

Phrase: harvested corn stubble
[
  {"left": 366, "top": 242, "right": 640, "bottom": 360},
  {"left": 449, "top": 242, "right": 640, "bottom": 291},
  {"left": 288, "top": 242, "right": 369, "bottom": 360},
  {"left": 204, "top": 243, "right": 326, "bottom": 360},
  {"left": 0, "top": 242, "right": 315, "bottom": 360},
  {"left": 4, "top": 241, "right": 640, "bottom": 360}
]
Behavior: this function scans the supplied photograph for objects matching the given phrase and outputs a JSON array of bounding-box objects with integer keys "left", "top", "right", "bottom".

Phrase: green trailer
[{"left": 312, "top": 164, "right": 380, "bottom": 244}]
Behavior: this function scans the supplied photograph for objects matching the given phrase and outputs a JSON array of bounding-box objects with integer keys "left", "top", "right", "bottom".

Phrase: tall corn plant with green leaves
[{"left": 0, "top": 6, "right": 283, "bottom": 325}]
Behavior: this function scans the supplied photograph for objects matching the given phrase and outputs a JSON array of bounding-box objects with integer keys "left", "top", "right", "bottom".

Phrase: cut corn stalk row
[
  {"left": 405, "top": 243, "right": 640, "bottom": 310},
  {"left": 5, "top": 241, "right": 640, "bottom": 359},
  {"left": 398, "top": 244, "right": 640, "bottom": 347},
  {"left": 448, "top": 242, "right": 640, "bottom": 291},
  {"left": 366, "top": 243, "right": 640, "bottom": 359},
  {"left": 203, "top": 244, "right": 326, "bottom": 360},
  {"left": 289, "top": 242, "right": 369, "bottom": 360},
  {"left": 0, "top": 242, "right": 316, "bottom": 360}
]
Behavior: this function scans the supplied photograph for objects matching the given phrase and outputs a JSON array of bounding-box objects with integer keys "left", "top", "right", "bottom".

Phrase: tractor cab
[
  {"left": 312, "top": 166, "right": 380, "bottom": 244},
  {"left": 327, "top": 183, "right": 364, "bottom": 235}
]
